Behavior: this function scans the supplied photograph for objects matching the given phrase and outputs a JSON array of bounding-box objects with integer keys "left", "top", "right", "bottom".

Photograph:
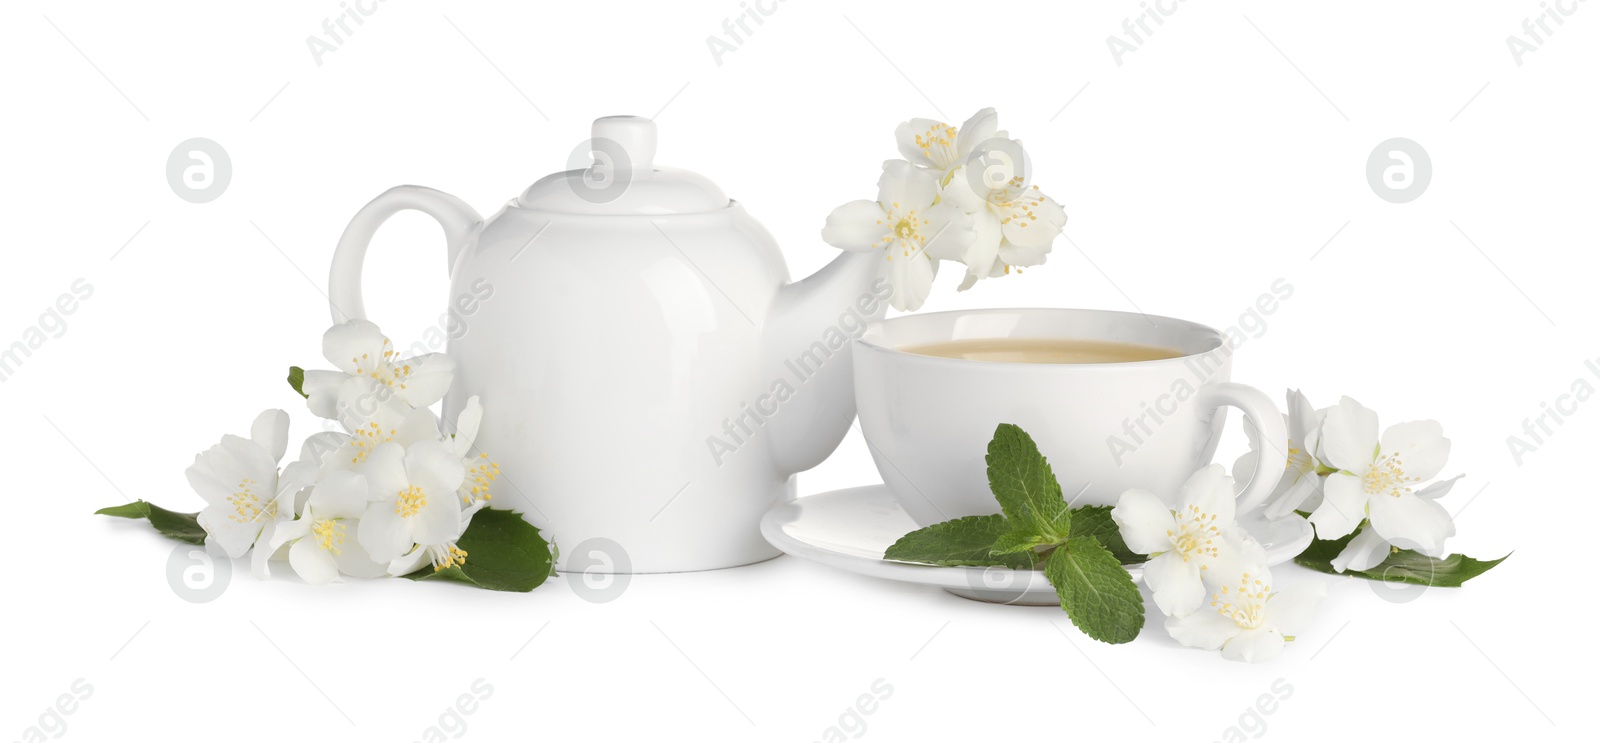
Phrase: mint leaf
[
  {"left": 1068, "top": 506, "right": 1143, "bottom": 565},
  {"left": 986, "top": 424, "right": 1071, "bottom": 540},
  {"left": 1045, "top": 537, "right": 1145, "bottom": 644},
  {"left": 989, "top": 529, "right": 1052, "bottom": 556},
  {"left": 96, "top": 500, "right": 208, "bottom": 545},
  {"left": 405, "top": 508, "right": 555, "bottom": 592},
  {"left": 288, "top": 366, "right": 309, "bottom": 399},
  {"left": 1295, "top": 531, "right": 1507, "bottom": 587},
  {"left": 884, "top": 514, "right": 1036, "bottom": 569}
]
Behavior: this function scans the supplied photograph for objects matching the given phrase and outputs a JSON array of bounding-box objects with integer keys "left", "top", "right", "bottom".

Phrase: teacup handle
[
  {"left": 328, "top": 185, "right": 482, "bottom": 324},
  {"left": 1196, "top": 382, "right": 1287, "bottom": 513}
]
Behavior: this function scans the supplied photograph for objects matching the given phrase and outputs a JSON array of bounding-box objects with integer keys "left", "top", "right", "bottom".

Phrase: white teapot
[{"left": 328, "top": 116, "right": 887, "bottom": 573}]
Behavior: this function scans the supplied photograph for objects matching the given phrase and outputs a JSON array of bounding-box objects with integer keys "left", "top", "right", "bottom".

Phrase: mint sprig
[
  {"left": 882, "top": 424, "right": 1146, "bottom": 644},
  {"left": 884, "top": 514, "right": 1035, "bottom": 569},
  {"left": 987, "top": 423, "right": 1072, "bottom": 541},
  {"left": 1046, "top": 538, "right": 1146, "bottom": 645}
]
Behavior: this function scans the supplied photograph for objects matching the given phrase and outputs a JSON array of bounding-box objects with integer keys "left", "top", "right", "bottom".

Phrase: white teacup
[{"left": 852, "top": 308, "right": 1286, "bottom": 525}]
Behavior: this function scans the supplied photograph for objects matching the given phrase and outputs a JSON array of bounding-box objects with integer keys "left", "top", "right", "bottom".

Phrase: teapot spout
[{"left": 762, "top": 250, "right": 889, "bottom": 477}]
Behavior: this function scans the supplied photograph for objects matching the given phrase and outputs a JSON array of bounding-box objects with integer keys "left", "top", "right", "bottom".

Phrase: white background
[{"left": 3, "top": 1, "right": 1593, "bottom": 740}]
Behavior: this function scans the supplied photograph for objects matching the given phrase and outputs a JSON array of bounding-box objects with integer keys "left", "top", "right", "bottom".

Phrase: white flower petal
[
  {"left": 1111, "top": 489, "right": 1176, "bottom": 555},
  {"left": 301, "top": 370, "right": 347, "bottom": 419},
  {"left": 251, "top": 522, "right": 283, "bottom": 580},
  {"left": 998, "top": 191, "right": 1066, "bottom": 251},
  {"left": 876, "top": 160, "right": 938, "bottom": 213},
  {"left": 308, "top": 470, "right": 369, "bottom": 521},
  {"left": 410, "top": 494, "right": 465, "bottom": 546},
  {"left": 288, "top": 538, "right": 340, "bottom": 585},
  {"left": 1231, "top": 449, "right": 1260, "bottom": 487},
  {"left": 220, "top": 434, "right": 277, "bottom": 482},
  {"left": 951, "top": 214, "right": 1002, "bottom": 291},
  {"left": 1319, "top": 396, "right": 1380, "bottom": 472},
  {"left": 268, "top": 516, "right": 313, "bottom": 550},
  {"left": 362, "top": 442, "right": 410, "bottom": 501},
  {"left": 386, "top": 544, "right": 431, "bottom": 577},
  {"left": 939, "top": 165, "right": 988, "bottom": 214},
  {"left": 995, "top": 233, "right": 1053, "bottom": 269},
  {"left": 394, "top": 352, "right": 455, "bottom": 409},
  {"left": 1286, "top": 389, "right": 1319, "bottom": 439},
  {"left": 821, "top": 200, "right": 890, "bottom": 253},
  {"left": 1331, "top": 525, "right": 1390, "bottom": 573},
  {"left": 185, "top": 465, "right": 233, "bottom": 507},
  {"left": 1221, "top": 627, "right": 1285, "bottom": 663},
  {"left": 357, "top": 499, "right": 413, "bottom": 563},
  {"left": 1144, "top": 552, "right": 1206, "bottom": 618},
  {"left": 1309, "top": 473, "right": 1367, "bottom": 540},
  {"left": 887, "top": 251, "right": 937, "bottom": 312},
  {"left": 955, "top": 108, "right": 999, "bottom": 157},
  {"left": 895, "top": 118, "right": 957, "bottom": 170},
  {"left": 394, "top": 406, "right": 443, "bottom": 448},
  {"left": 1367, "top": 491, "right": 1455, "bottom": 555},
  {"left": 1206, "top": 535, "right": 1270, "bottom": 588},
  {"left": 1380, "top": 420, "right": 1451, "bottom": 482},
  {"left": 1416, "top": 474, "right": 1464, "bottom": 500},
  {"left": 298, "top": 431, "right": 350, "bottom": 470},
  {"left": 1267, "top": 581, "right": 1327, "bottom": 637},
  {"left": 332, "top": 525, "right": 391, "bottom": 579},
  {"left": 196, "top": 507, "right": 261, "bottom": 559},
  {"left": 919, "top": 203, "right": 975, "bottom": 262},
  {"left": 331, "top": 375, "right": 403, "bottom": 433},
  {"left": 405, "top": 440, "right": 467, "bottom": 498},
  {"left": 250, "top": 409, "right": 290, "bottom": 464},
  {"left": 322, "top": 320, "right": 389, "bottom": 376},
  {"left": 1264, "top": 473, "right": 1322, "bottom": 520},
  {"left": 1165, "top": 607, "right": 1240, "bottom": 651},
  {"left": 448, "top": 396, "right": 485, "bottom": 457},
  {"left": 1182, "top": 464, "right": 1237, "bottom": 526}
]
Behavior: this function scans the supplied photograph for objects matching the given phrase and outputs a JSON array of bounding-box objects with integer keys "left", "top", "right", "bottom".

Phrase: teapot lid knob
[
  {"left": 515, "top": 115, "right": 726, "bottom": 213},
  {"left": 590, "top": 115, "right": 656, "bottom": 171}
]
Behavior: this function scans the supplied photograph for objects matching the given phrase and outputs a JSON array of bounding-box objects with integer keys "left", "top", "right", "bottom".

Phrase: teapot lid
[{"left": 515, "top": 116, "right": 729, "bottom": 215}]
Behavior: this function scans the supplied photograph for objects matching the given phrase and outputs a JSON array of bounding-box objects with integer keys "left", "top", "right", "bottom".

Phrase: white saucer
[{"left": 760, "top": 485, "right": 1315, "bottom": 606}]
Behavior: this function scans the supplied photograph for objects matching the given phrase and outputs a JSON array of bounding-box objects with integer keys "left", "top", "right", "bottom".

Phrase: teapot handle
[{"left": 327, "top": 185, "right": 482, "bottom": 324}]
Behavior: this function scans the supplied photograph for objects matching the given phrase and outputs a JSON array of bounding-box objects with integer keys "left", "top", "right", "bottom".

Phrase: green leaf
[
  {"left": 1294, "top": 530, "right": 1508, "bottom": 587},
  {"left": 1044, "top": 537, "right": 1145, "bottom": 644},
  {"left": 288, "top": 366, "right": 309, "bottom": 399},
  {"left": 986, "top": 423, "right": 1071, "bottom": 540},
  {"left": 96, "top": 500, "right": 207, "bottom": 545},
  {"left": 404, "top": 508, "right": 555, "bottom": 592},
  {"left": 883, "top": 514, "right": 1037, "bottom": 570},
  {"left": 1068, "top": 506, "right": 1143, "bottom": 565},
  {"left": 989, "top": 529, "right": 1052, "bottom": 556}
]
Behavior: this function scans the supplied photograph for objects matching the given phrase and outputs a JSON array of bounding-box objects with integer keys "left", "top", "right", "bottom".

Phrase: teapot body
[
  {"left": 328, "top": 116, "right": 886, "bottom": 573},
  {"left": 442, "top": 203, "right": 794, "bottom": 572}
]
